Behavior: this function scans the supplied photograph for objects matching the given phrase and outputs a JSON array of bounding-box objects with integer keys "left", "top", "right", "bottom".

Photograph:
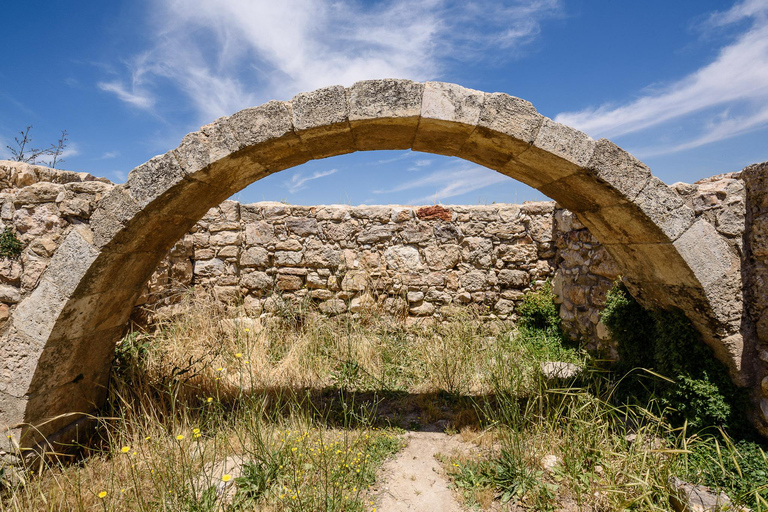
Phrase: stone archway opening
[{"left": 0, "top": 79, "right": 745, "bottom": 449}]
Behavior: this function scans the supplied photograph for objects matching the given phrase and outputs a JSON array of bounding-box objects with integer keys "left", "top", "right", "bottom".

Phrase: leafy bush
[
  {"left": 601, "top": 282, "right": 746, "bottom": 432},
  {"left": 686, "top": 438, "right": 768, "bottom": 508},
  {"left": 517, "top": 281, "right": 561, "bottom": 335},
  {"left": 0, "top": 227, "right": 22, "bottom": 259}
]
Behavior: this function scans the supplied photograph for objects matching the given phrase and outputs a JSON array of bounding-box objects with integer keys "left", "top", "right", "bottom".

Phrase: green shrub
[
  {"left": 0, "top": 227, "right": 22, "bottom": 259},
  {"left": 517, "top": 281, "right": 561, "bottom": 335},
  {"left": 601, "top": 282, "right": 746, "bottom": 432},
  {"left": 686, "top": 438, "right": 768, "bottom": 508}
]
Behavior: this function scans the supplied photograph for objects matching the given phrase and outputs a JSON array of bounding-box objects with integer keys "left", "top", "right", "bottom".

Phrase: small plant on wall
[{"left": 0, "top": 227, "right": 22, "bottom": 259}]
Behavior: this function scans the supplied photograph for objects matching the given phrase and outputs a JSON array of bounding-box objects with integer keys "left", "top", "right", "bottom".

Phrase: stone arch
[{"left": 0, "top": 79, "right": 744, "bottom": 447}]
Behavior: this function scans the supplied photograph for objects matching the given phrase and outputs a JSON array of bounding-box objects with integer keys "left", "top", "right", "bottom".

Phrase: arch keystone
[{"left": 347, "top": 79, "right": 424, "bottom": 150}]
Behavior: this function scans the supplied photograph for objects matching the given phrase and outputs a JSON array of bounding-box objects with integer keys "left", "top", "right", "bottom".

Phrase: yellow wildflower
[{"left": 98, "top": 491, "right": 107, "bottom": 499}]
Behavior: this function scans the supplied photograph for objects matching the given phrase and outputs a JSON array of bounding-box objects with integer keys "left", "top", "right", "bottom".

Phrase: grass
[{"left": 1, "top": 285, "right": 767, "bottom": 511}]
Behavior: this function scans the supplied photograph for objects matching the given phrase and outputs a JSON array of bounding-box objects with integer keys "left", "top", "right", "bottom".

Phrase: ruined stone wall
[
  {"left": 0, "top": 163, "right": 111, "bottom": 329},
  {"left": 139, "top": 201, "right": 566, "bottom": 324},
  {"left": 0, "top": 160, "right": 751, "bottom": 355},
  {"left": 738, "top": 163, "right": 768, "bottom": 428}
]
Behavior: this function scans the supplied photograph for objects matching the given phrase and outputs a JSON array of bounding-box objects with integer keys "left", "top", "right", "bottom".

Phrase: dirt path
[{"left": 372, "top": 431, "right": 474, "bottom": 511}]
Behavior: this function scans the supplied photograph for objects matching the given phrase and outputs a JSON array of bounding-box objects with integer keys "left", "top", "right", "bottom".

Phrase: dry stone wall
[{"left": 139, "top": 201, "right": 563, "bottom": 323}]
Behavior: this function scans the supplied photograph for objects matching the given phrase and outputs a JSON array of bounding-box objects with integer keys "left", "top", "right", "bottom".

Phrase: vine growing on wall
[{"left": 0, "top": 228, "right": 22, "bottom": 259}]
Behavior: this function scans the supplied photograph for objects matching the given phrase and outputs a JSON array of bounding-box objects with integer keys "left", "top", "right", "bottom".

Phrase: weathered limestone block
[
  {"left": 514, "top": 118, "right": 595, "bottom": 187},
  {"left": 285, "top": 217, "right": 318, "bottom": 237},
  {"left": 351, "top": 206, "right": 392, "bottom": 222},
  {"left": 498, "top": 269, "right": 530, "bottom": 289},
  {"left": 463, "top": 237, "right": 493, "bottom": 267},
  {"left": 276, "top": 273, "right": 302, "bottom": 291},
  {"left": 13, "top": 204, "right": 65, "bottom": 236},
  {"left": 434, "top": 223, "right": 461, "bottom": 244},
  {"left": 228, "top": 100, "right": 311, "bottom": 172},
  {"left": 306, "top": 273, "right": 326, "bottom": 289},
  {"left": 407, "top": 291, "right": 425, "bottom": 303},
  {"left": 0, "top": 285, "right": 20, "bottom": 303},
  {"left": 358, "top": 224, "right": 395, "bottom": 244},
  {"left": 413, "top": 81, "right": 484, "bottom": 154},
  {"left": 274, "top": 251, "right": 303, "bottom": 266},
  {"left": 0, "top": 259, "right": 22, "bottom": 285},
  {"left": 401, "top": 224, "right": 431, "bottom": 244},
  {"left": 304, "top": 240, "right": 341, "bottom": 268},
  {"left": 424, "top": 244, "right": 460, "bottom": 270},
  {"left": 241, "top": 271, "right": 272, "bottom": 291},
  {"left": 309, "top": 289, "right": 333, "bottom": 300},
  {"left": 634, "top": 177, "right": 695, "bottom": 242},
  {"left": 13, "top": 182, "right": 63, "bottom": 205},
  {"left": 290, "top": 85, "right": 354, "bottom": 159},
  {"left": 410, "top": 301, "right": 435, "bottom": 316},
  {"left": 347, "top": 79, "right": 424, "bottom": 150},
  {"left": 322, "top": 221, "right": 359, "bottom": 241},
  {"left": 461, "top": 271, "right": 488, "bottom": 292},
  {"left": 585, "top": 139, "right": 652, "bottom": 201},
  {"left": 240, "top": 247, "right": 269, "bottom": 268},
  {"left": 460, "top": 92, "right": 542, "bottom": 170},
  {"left": 341, "top": 270, "right": 368, "bottom": 291},
  {"left": 384, "top": 245, "right": 421, "bottom": 271},
  {"left": 210, "top": 231, "right": 240, "bottom": 246},
  {"left": 316, "top": 206, "right": 349, "bottom": 221},
  {"left": 194, "top": 258, "right": 227, "bottom": 278},
  {"left": 319, "top": 299, "right": 346, "bottom": 315}
]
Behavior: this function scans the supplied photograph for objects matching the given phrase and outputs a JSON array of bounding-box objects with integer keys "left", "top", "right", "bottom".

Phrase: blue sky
[{"left": 1, "top": 0, "right": 767, "bottom": 206}]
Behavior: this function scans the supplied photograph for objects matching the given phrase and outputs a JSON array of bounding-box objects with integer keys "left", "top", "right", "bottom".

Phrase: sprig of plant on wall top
[{"left": 5, "top": 125, "right": 69, "bottom": 169}]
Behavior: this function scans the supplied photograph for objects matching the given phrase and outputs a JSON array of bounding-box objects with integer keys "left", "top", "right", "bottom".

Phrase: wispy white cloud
[
  {"left": 285, "top": 168, "right": 338, "bottom": 193},
  {"left": 408, "top": 158, "right": 434, "bottom": 171},
  {"left": 59, "top": 143, "right": 79, "bottom": 160},
  {"left": 372, "top": 152, "right": 415, "bottom": 166},
  {"left": 98, "top": 80, "right": 154, "bottom": 110},
  {"left": 100, "top": 150, "right": 120, "bottom": 159},
  {"left": 374, "top": 162, "right": 508, "bottom": 204},
  {"left": 555, "top": 0, "right": 768, "bottom": 154},
  {"left": 100, "top": 0, "right": 562, "bottom": 120}
]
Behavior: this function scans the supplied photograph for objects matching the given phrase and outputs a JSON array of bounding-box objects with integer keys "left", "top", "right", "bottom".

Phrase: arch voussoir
[
  {"left": 290, "top": 85, "right": 355, "bottom": 160},
  {"left": 412, "top": 81, "right": 485, "bottom": 155},
  {"left": 457, "top": 92, "right": 542, "bottom": 170}
]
